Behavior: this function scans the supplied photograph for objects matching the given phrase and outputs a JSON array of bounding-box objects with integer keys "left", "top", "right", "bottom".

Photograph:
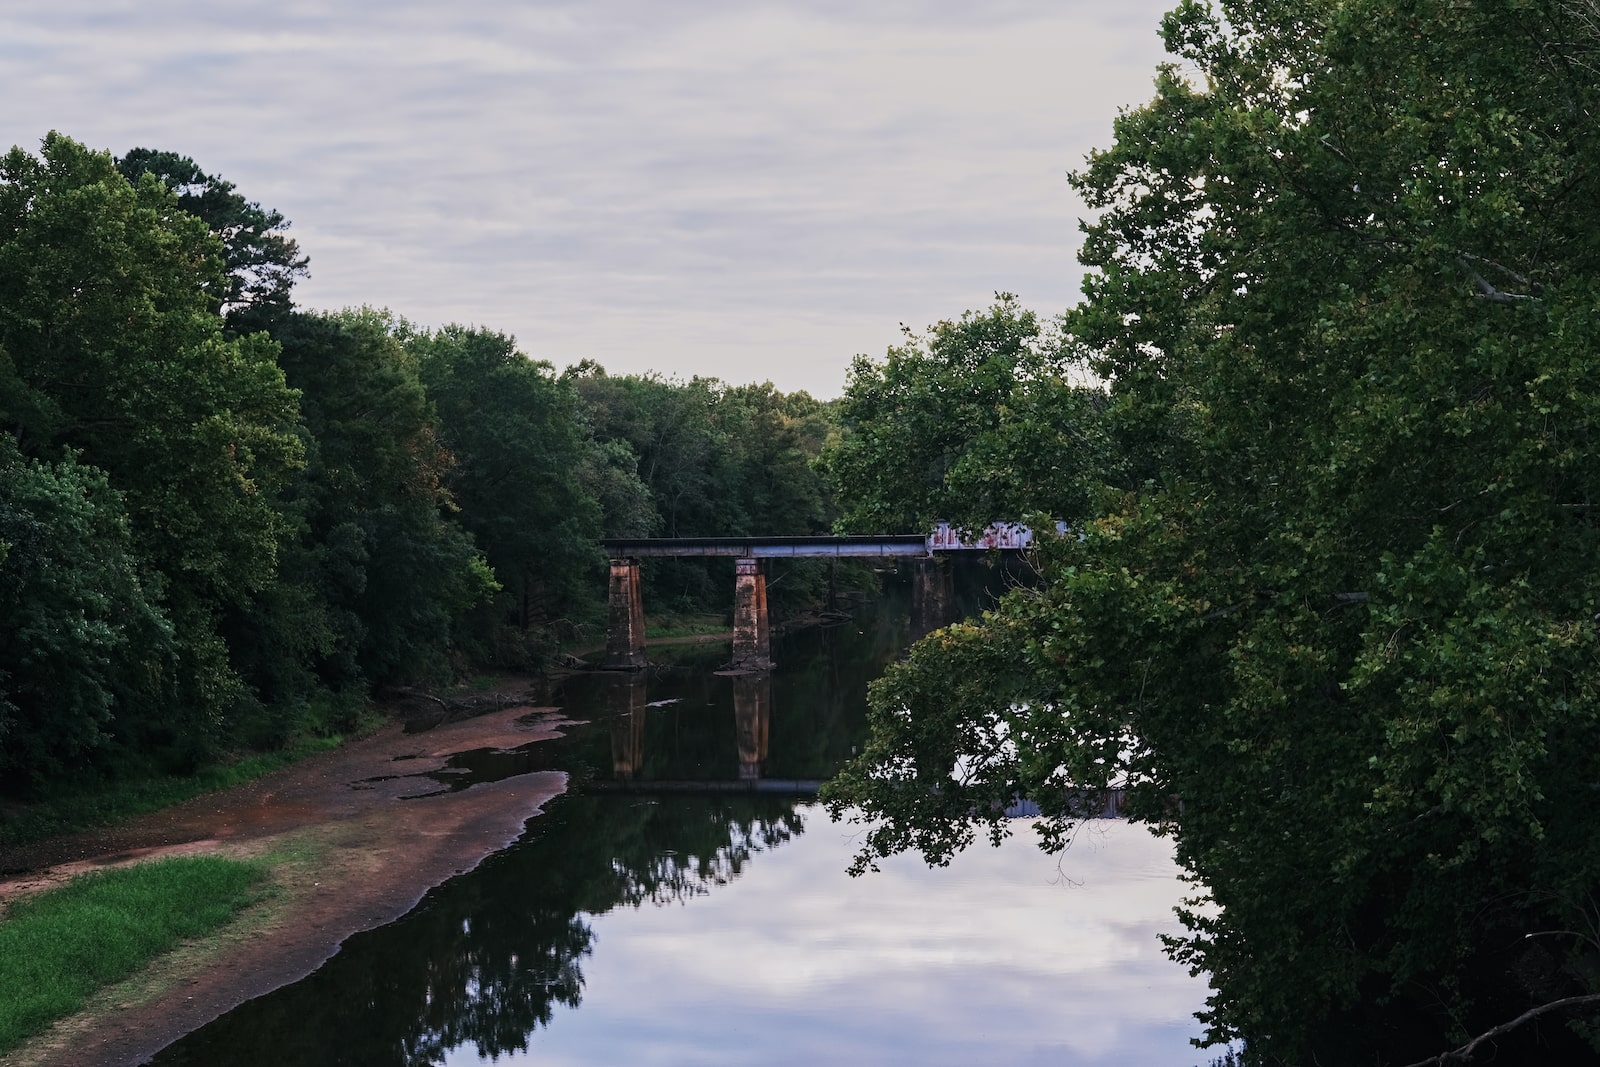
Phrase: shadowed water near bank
[{"left": 146, "top": 573, "right": 1216, "bottom": 1067}]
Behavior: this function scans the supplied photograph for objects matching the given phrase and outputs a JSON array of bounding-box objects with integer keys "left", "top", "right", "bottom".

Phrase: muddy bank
[{"left": 0, "top": 699, "right": 573, "bottom": 1067}]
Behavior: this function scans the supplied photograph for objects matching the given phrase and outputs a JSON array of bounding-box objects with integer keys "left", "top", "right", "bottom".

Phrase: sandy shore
[{"left": 0, "top": 697, "right": 574, "bottom": 1067}]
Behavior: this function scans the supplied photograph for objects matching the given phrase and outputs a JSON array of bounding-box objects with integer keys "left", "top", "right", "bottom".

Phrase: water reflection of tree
[{"left": 151, "top": 795, "right": 804, "bottom": 1067}]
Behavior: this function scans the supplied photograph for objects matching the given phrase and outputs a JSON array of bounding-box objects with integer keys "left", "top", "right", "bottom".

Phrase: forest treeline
[{"left": 0, "top": 133, "right": 839, "bottom": 796}]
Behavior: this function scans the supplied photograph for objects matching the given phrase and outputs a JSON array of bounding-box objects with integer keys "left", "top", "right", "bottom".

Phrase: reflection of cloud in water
[{"left": 457, "top": 812, "right": 1211, "bottom": 1067}]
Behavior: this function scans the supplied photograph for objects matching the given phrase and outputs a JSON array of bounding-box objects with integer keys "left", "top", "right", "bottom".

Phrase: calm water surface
[{"left": 149, "top": 590, "right": 1215, "bottom": 1066}]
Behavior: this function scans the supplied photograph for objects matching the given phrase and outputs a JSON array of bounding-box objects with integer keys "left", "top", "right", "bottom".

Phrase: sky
[
  {"left": 446, "top": 814, "right": 1215, "bottom": 1067},
  {"left": 3, "top": 1, "right": 1177, "bottom": 398}
]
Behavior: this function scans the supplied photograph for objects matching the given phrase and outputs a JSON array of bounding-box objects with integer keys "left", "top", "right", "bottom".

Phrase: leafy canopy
[
  {"left": 116, "top": 148, "right": 309, "bottom": 328},
  {"left": 826, "top": 1, "right": 1600, "bottom": 1061},
  {"left": 0, "top": 133, "right": 303, "bottom": 766},
  {"left": 818, "top": 293, "right": 1116, "bottom": 535}
]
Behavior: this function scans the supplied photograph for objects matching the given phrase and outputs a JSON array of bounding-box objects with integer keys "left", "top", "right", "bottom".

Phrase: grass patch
[
  {"left": 0, "top": 732, "right": 354, "bottom": 852},
  {"left": 644, "top": 613, "right": 730, "bottom": 639},
  {"left": 442, "top": 672, "right": 511, "bottom": 695},
  {"left": 0, "top": 855, "right": 266, "bottom": 1054}
]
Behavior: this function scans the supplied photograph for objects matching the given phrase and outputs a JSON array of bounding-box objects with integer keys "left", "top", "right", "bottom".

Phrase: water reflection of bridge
[
  {"left": 598, "top": 670, "right": 1126, "bottom": 817},
  {"left": 605, "top": 671, "right": 777, "bottom": 784}
]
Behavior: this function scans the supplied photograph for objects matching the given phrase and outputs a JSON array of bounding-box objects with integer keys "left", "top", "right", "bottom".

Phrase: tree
[
  {"left": 571, "top": 371, "right": 737, "bottom": 539},
  {"left": 255, "top": 310, "right": 495, "bottom": 690},
  {"left": 570, "top": 369, "right": 739, "bottom": 612},
  {"left": 0, "top": 440, "right": 172, "bottom": 789},
  {"left": 408, "top": 325, "right": 610, "bottom": 656},
  {"left": 826, "top": 2, "right": 1600, "bottom": 1063},
  {"left": 116, "top": 148, "right": 309, "bottom": 330},
  {"left": 569, "top": 367, "right": 838, "bottom": 617},
  {"left": 0, "top": 133, "right": 304, "bottom": 766},
  {"left": 817, "top": 294, "right": 1116, "bottom": 535},
  {"left": 717, "top": 381, "right": 831, "bottom": 536}
]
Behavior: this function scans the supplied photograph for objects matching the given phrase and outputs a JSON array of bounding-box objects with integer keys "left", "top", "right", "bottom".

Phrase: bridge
[{"left": 600, "top": 524, "right": 1054, "bottom": 671}]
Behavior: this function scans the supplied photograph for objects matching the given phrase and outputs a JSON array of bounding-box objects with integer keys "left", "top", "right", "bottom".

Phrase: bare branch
[
  {"left": 1456, "top": 251, "right": 1533, "bottom": 289},
  {"left": 1551, "top": 1, "right": 1600, "bottom": 75},
  {"left": 1457, "top": 258, "right": 1538, "bottom": 305},
  {"left": 1201, "top": 599, "right": 1250, "bottom": 621},
  {"left": 1399, "top": 992, "right": 1600, "bottom": 1067}
]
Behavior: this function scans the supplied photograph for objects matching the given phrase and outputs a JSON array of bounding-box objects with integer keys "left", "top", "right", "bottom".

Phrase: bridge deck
[{"left": 601, "top": 535, "right": 931, "bottom": 558}]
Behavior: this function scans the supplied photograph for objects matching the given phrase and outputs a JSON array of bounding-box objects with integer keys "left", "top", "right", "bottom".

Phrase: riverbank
[
  {"left": 0, "top": 692, "right": 570, "bottom": 1067},
  {"left": 0, "top": 607, "right": 865, "bottom": 1065}
]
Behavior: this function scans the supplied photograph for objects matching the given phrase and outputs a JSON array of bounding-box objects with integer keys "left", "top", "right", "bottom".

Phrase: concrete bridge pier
[
  {"left": 730, "top": 557, "right": 774, "bottom": 671},
  {"left": 606, "top": 558, "right": 648, "bottom": 669},
  {"left": 910, "top": 556, "right": 954, "bottom": 643}
]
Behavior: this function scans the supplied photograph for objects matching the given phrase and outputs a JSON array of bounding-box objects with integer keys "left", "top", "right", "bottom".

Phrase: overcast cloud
[{"left": 3, "top": 0, "right": 1175, "bottom": 396}]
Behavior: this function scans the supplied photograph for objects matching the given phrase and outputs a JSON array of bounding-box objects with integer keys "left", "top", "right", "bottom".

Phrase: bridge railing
[{"left": 601, "top": 523, "right": 1069, "bottom": 559}]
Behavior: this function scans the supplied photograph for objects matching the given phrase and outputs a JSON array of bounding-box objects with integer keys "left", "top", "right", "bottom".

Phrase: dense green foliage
[
  {"left": 825, "top": 2, "right": 1600, "bottom": 1063},
  {"left": 116, "top": 148, "right": 309, "bottom": 329},
  {"left": 250, "top": 309, "right": 493, "bottom": 700},
  {"left": 0, "top": 855, "right": 266, "bottom": 1053},
  {"left": 409, "top": 326, "right": 608, "bottom": 657},
  {"left": 0, "top": 133, "right": 837, "bottom": 810},
  {"left": 1, "top": 133, "right": 304, "bottom": 781},
  {"left": 569, "top": 365, "right": 837, "bottom": 615},
  {"left": 818, "top": 293, "right": 1118, "bottom": 534},
  {"left": 0, "top": 440, "right": 168, "bottom": 783}
]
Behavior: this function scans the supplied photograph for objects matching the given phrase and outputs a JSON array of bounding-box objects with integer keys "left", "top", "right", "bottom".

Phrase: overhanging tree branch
[
  {"left": 1456, "top": 256, "right": 1540, "bottom": 305},
  {"left": 1399, "top": 993, "right": 1600, "bottom": 1067}
]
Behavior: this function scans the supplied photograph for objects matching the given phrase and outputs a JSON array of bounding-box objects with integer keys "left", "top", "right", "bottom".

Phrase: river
[{"left": 145, "top": 583, "right": 1217, "bottom": 1066}]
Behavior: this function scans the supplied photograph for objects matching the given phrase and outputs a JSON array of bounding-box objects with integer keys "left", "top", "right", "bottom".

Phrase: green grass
[
  {"left": 644, "top": 613, "right": 730, "bottom": 639},
  {"left": 0, "top": 732, "right": 352, "bottom": 851},
  {"left": 442, "top": 672, "right": 511, "bottom": 695},
  {"left": 0, "top": 855, "right": 267, "bottom": 1054}
]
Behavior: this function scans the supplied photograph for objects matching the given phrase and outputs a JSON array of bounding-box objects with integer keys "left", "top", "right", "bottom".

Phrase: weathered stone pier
[
  {"left": 600, "top": 525, "right": 1056, "bottom": 672},
  {"left": 732, "top": 557, "right": 772, "bottom": 670},
  {"left": 605, "top": 559, "right": 648, "bottom": 669},
  {"left": 910, "top": 556, "right": 954, "bottom": 643},
  {"left": 600, "top": 536, "right": 929, "bottom": 671}
]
